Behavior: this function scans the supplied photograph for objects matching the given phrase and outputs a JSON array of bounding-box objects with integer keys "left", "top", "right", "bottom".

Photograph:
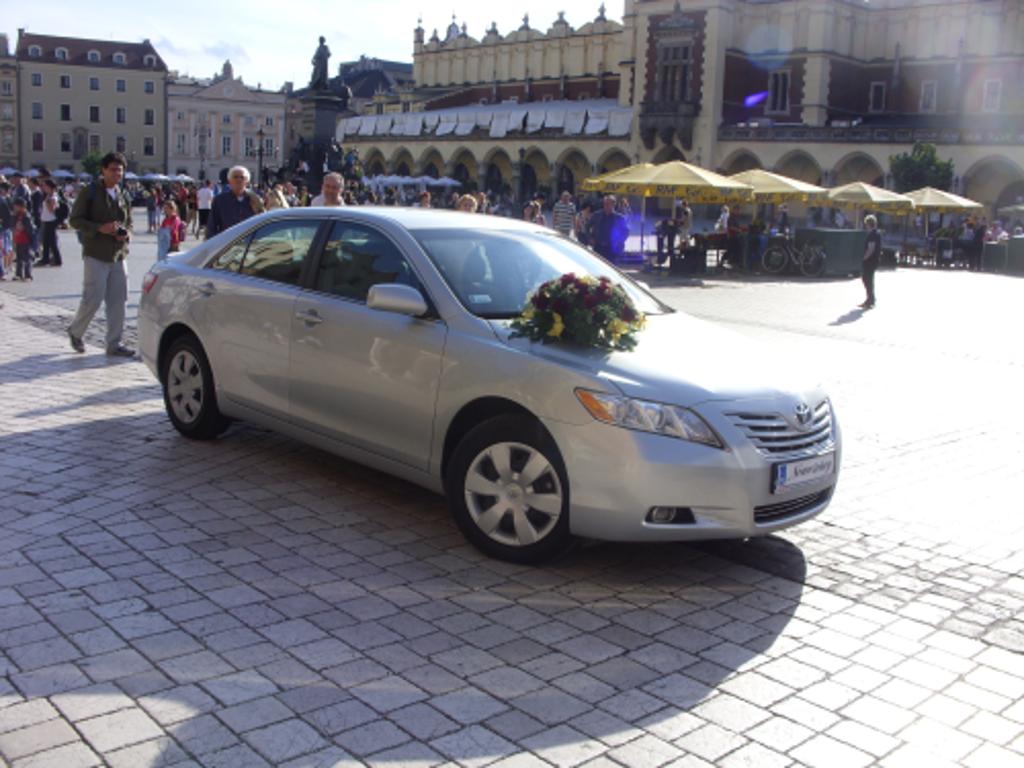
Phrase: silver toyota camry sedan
[{"left": 139, "top": 207, "right": 840, "bottom": 562}]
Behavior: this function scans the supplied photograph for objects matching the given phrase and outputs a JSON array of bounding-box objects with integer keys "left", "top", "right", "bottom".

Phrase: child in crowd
[
  {"left": 157, "top": 200, "right": 183, "bottom": 261},
  {"left": 0, "top": 182, "right": 12, "bottom": 280},
  {"left": 11, "top": 198, "right": 35, "bottom": 281}
]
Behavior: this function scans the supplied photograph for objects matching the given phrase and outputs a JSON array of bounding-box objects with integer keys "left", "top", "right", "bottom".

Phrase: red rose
[
  {"left": 583, "top": 293, "right": 601, "bottom": 309},
  {"left": 560, "top": 273, "right": 577, "bottom": 287},
  {"left": 552, "top": 298, "right": 569, "bottom": 314},
  {"left": 620, "top": 307, "right": 636, "bottom": 322},
  {"left": 533, "top": 292, "right": 549, "bottom": 309}
]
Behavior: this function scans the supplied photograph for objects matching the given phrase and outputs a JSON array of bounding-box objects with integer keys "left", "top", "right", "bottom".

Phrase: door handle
[
  {"left": 196, "top": 281, "right": 216, "bottom": 296},
  {"left": 295, "top": 309, "right": 323, "bottom": 325}
]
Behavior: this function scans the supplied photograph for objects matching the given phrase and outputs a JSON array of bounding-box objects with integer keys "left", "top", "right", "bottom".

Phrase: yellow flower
[
  {"left": 547, "top": 312, "right": 565, "bottom": 338},
  {"left": 521, "top": 306, "right": 535, "bottom": 321},
  {"left": 608, "top": 319, "right": 629, "bottom": 337}
]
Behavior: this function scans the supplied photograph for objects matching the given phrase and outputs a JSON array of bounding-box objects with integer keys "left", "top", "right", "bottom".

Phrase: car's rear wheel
[
  {"left": 162, "top": 334, "right": 228, "bottom": 440},
  {"left": 446, "top": 415, "right": 571, "bottom": 563}
]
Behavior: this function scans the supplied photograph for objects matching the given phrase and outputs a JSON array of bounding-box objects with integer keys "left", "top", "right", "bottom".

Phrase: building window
[
  {"left": 55, "top": 47, "right": 69, "bottom": 61},
  {"left": 222, "top": 114, "right": 232, "bottom": 124},
  {"left": 32, "top": 132, "right": 44, "bottom": 151},
  {"left": 116, "top": 136, "right": 127, "bottom": 153},
  {"left": 113, "top": 52, "right": 127, "bottom": 65},
  {"left": 919, "top": 81, "right": 937, "bottom": 113},
  {"left": 116, "top": 79, "right": 126, "bottom": 92},
  {"left": 60, "top": 74, "right": 71, "bottom": 89},
  {"left": 1, "top": 105, "right": 12, "bottom": 120},
  {"left": 144, "top": 137, "right": 155, "bottom": 156},
  {"left": 222, "top": 135, "right": 232, "bottom": 155},
  {"left": 89, "top": 77, "right": 99, "bottom": 91},
  {"left": 28, "top": 45, "right": 42, "bottom": 58},
  {"left": 1, "top": 80, "right": 10, "bottom": 95},
  {"left": 265, "top": 116, "right": 274, "bottom": 126},
  {"left": 89, "top": 134, "right": 100, "bottom": 152},
  {"left": 61, "top": 133, "right": 71, "bottom": 152},
  {"left": 244, "top": 136, "right": 255, "bottom": 156},
  {"left": 657, "top": 43, "right": 691, "bottom": 103},
  {"left": 144, "top": 54, "right": 156, "bottom": 67},
  {"left": 116, "top": 106, "right": 126, "bottom": 124},
  {"left": 869, "top": 82, "right": 887, "bottom": 113},
  {"left": 176, "top": 133, "right": 186, "bottom": 153},
  {"left": 176, "top": 111, "right": 184, "bottom": 121},
  {"left": 264, "top": 137, "right": 274, "bottom": 156},
  {"left": 32, "top": 102, "right": 43, "bottom": 119},
  {"left": 87, "top": 50, "right": 100, "bottom": 63},
  {"left": 31, "top": 73, "right": 42, "bottom": 87},
  {"left": 244, "top": 115, "right": 255, "bottom": 127},
  {"left": 144, "top": 108, "right": 154, "bottom": 126},
  {"left": 60, "top": 104, "right": 71, "bottom": 121},
  {"left": 144, "top": 80, "right": 154, "bottom": 94},
  {"left": 1, "top": 131, "right": 13, "bottom": 153},
  {"left": 983, "top": 79, "right": 1002, "bottom": 112},
  {"left": 768, "top": 70, "right": 790, "bottom": 113},
  {"left": 90, "top": 105, "right": 100, "bottom": 123}
]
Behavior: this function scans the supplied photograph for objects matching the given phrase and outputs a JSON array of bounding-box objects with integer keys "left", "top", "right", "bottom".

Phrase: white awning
[
  {"left": 423, "top": 112, "right": 441, "bottom": 130},
  {"left": 373, "top": 115, "right": 393, "bottom": 135},
  {"left": 526, "top": 108, "right": 546, "bottom": 133},
  {"left": 584, "top": 107, "right": 610, "bottom": 135},
  {"left": 403, "top": 114, "right": 424, "bottom": 136},
  {"left": 490, "top": 112, "right": 510, "bottom": 138},
  {"left": 609, "top": 109, "right": 632, "bottom": 137},
  {"left": 358, "top": 116, "right": 376, "bottom": 136},
  {"left": 506, "top": 108, "right": 528, "bottom": 133},
  {"left": 564, "top": 107, "right": 587, "bottom": 135},
  {"left": 545, "top": 107, "right": 566, "bottom": 130},
  {"left": 389, "top": 114, "right": 407, "bottom": 136},
  {"left": 435, "top": 114, "right": 457, "bottom": 136}
]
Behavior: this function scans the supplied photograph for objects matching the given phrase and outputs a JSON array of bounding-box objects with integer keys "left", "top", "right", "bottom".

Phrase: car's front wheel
[
  {"left": 446, "top": 415, "right": 571, "bottom": 563},
  {"left": 162, "top": 333, "right": 228, "bottom": 440}
]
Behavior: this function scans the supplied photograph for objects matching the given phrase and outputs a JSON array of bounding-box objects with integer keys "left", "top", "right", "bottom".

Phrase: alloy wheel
[{"left": 167, "top": 349, "right": 204, "bottom": 425}]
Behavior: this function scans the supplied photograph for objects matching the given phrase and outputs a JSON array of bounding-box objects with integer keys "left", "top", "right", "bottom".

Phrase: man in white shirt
[
  {"left": 195, "top": 181, "right": 215, "bottom": 235},
  {"left": 311, "top": 173, "right": 344, "bottom": 207}
]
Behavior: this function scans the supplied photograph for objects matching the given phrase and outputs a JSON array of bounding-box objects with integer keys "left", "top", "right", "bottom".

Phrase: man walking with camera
[{"left": 67, "top": 151, "right": 134, "bottom": 357}]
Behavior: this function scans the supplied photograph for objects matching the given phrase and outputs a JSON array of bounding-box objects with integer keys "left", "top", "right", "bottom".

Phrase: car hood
[{"left": 491, "top": 311, "right": 819, "bottom": 406}]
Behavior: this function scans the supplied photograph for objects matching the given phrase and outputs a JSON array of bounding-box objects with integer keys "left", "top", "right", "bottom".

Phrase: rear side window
[
  {"left": 239, "top": 220, "right": 321, "bottom": 286},
  {"left": 315, "top": 221, "right": 419, "bottom": 301},
  {"left": 208, "top": 238, "right": 247, "bottom": 273}
]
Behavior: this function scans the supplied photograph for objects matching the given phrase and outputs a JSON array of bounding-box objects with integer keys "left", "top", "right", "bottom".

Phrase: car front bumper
[{"left": 546, "top": 405, "right": 841, "bottom": 542}]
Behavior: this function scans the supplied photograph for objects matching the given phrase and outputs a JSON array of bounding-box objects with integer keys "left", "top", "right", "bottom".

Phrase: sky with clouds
[{"left": 8, "top": 0, "right": 620, "bottom": 91}]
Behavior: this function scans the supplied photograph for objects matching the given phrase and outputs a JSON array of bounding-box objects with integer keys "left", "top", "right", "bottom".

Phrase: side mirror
[{"left": 367, "top": 283, "right": 429, "bottom": 317}]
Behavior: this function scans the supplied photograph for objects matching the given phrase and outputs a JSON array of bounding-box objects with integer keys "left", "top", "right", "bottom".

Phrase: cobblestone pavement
[{"left": 1, "top": 256, "right": 1023, "bottom": 767}]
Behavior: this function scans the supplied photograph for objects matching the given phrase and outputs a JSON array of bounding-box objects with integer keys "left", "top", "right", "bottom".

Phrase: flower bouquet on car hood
[{"left": 510, "top": 273, "right": 646, "bottom": 351}]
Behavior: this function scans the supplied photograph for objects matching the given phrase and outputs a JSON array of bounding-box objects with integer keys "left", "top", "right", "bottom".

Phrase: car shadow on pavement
[{"left": 1, "top": 414, "right": 808, "bottom": 766}]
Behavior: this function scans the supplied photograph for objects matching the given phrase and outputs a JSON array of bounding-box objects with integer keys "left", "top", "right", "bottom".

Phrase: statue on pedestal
[{"left": 310, "top": 36, "right": 331, "bottom": 90}]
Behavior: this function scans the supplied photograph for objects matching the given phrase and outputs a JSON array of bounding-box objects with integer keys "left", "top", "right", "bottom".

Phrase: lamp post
[{"left": 256, "top": 126, "right": 265, "bottom": 189}]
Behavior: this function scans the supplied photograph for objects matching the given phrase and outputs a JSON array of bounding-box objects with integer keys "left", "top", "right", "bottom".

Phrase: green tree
[
  {"left": 889, "top": 143, "right": 954, "bottom": 193},
  {"left": 80, "top": 150, "right": 104, "bottom": 178}
]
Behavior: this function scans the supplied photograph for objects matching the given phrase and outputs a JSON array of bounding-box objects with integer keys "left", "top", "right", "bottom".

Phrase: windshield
[{"left": 412, "top": 228, "right": 670, "bottom": 319}]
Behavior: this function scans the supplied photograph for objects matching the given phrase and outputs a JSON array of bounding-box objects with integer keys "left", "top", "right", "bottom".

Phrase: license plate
[{"left": 772, "top": 453, "right": 835, "bottom": 494}]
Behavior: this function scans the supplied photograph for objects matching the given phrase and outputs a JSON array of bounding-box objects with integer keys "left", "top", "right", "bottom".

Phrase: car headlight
[{"left": 575, "top": 389, "right": 724, "bottom": 449}]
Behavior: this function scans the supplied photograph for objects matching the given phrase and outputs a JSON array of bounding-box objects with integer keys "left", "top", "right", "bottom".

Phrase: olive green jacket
[{"left": 69, "top": 182, "right": 133, "bottom": 263}]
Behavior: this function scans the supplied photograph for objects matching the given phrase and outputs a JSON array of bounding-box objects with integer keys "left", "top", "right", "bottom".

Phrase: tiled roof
[{"left": 16, "top": 32, "right": 167, "bottom": 71}]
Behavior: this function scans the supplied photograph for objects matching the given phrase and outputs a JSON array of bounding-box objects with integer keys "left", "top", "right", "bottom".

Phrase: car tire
[
  {"left": 162, "top": 333, "right": 229, "bottom": 440},
  {"left": 446, "top": 414, "right": 571, "bottom": 563}
]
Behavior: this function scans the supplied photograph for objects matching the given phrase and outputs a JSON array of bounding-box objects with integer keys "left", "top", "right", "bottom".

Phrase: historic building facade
[
  {"left": 167, "top": 61, "right": 286, "bottom": 183},
  {"left": 15, "top": 31, "right": 168, "bottom": 174},
  {"left": 341, "top": 0, "right": 1024, "bottom": 212},
  {"left": 0, "top": 35, "right": 18, "bottom": 170}
]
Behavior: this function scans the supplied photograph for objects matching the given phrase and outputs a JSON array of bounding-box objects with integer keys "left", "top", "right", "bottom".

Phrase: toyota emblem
[{"left": 795, "top": 403, "right": 812, "bottom": 427}]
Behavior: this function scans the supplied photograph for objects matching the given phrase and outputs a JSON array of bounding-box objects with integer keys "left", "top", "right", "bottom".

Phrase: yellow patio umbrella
[
  {"left": 827, "top": 182, "right": 915, "bottom": 227},
  {"left": 581, "top": 161, "right": 754, "bottom": 203},
  {"left": 728, "top": 169, "right": 827, "bottom": 203},
  {"left": 905, "top": 187, "right": 983, "bottom": 237}
]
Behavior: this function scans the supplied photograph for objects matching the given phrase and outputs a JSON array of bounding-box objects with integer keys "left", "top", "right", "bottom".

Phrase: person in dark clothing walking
[
  {"left": 38, "top": 179, "right": 63, "bottom": 266},
  {"left": 860, "top": 215, "right": 881, "bottom": 309},
  {"left": 587, "top": 195, "right": 629, "bottom": 262},
  {"left": 205, "top": 166, "right": 264, "bottom": 239},
  {"left": 970, "top": 217, "right": 987, "bottom": 271}
]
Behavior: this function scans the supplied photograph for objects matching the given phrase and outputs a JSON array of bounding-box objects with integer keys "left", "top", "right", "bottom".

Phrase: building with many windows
[
  {"left": 341, "top": 0, "right": 1024, "bottom": 213},
  {"left": 167, "top": 61, "right": 286, "bottom": 184},
  {"left": 15, "top": 31, "right": 167, "bottom": 173},
  {"left": 0, "top": 35, "right": 17, "bottom": 169}
]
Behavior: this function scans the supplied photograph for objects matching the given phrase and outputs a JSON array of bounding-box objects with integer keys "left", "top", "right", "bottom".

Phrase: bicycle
[{"left": 761, "top": 237, "right": 826, "bottom": 277}]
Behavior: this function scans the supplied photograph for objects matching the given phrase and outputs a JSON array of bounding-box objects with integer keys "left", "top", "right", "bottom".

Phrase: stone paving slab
[{"left": 1, "top": 273, "right": 1023, "bottom": 767}]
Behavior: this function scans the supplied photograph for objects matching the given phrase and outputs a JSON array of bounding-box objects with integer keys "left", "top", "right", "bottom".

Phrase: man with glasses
[{"left": 205, "top": 166, "right": 264, "bottom": 239}]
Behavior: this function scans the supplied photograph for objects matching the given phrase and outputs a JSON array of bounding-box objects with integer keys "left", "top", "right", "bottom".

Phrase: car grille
[
  {"left": 755, "top": 487, "right": 833, "bottom": 524},
  {"left": 728, "top": 400, "right": 834, "bottom": 458}
]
